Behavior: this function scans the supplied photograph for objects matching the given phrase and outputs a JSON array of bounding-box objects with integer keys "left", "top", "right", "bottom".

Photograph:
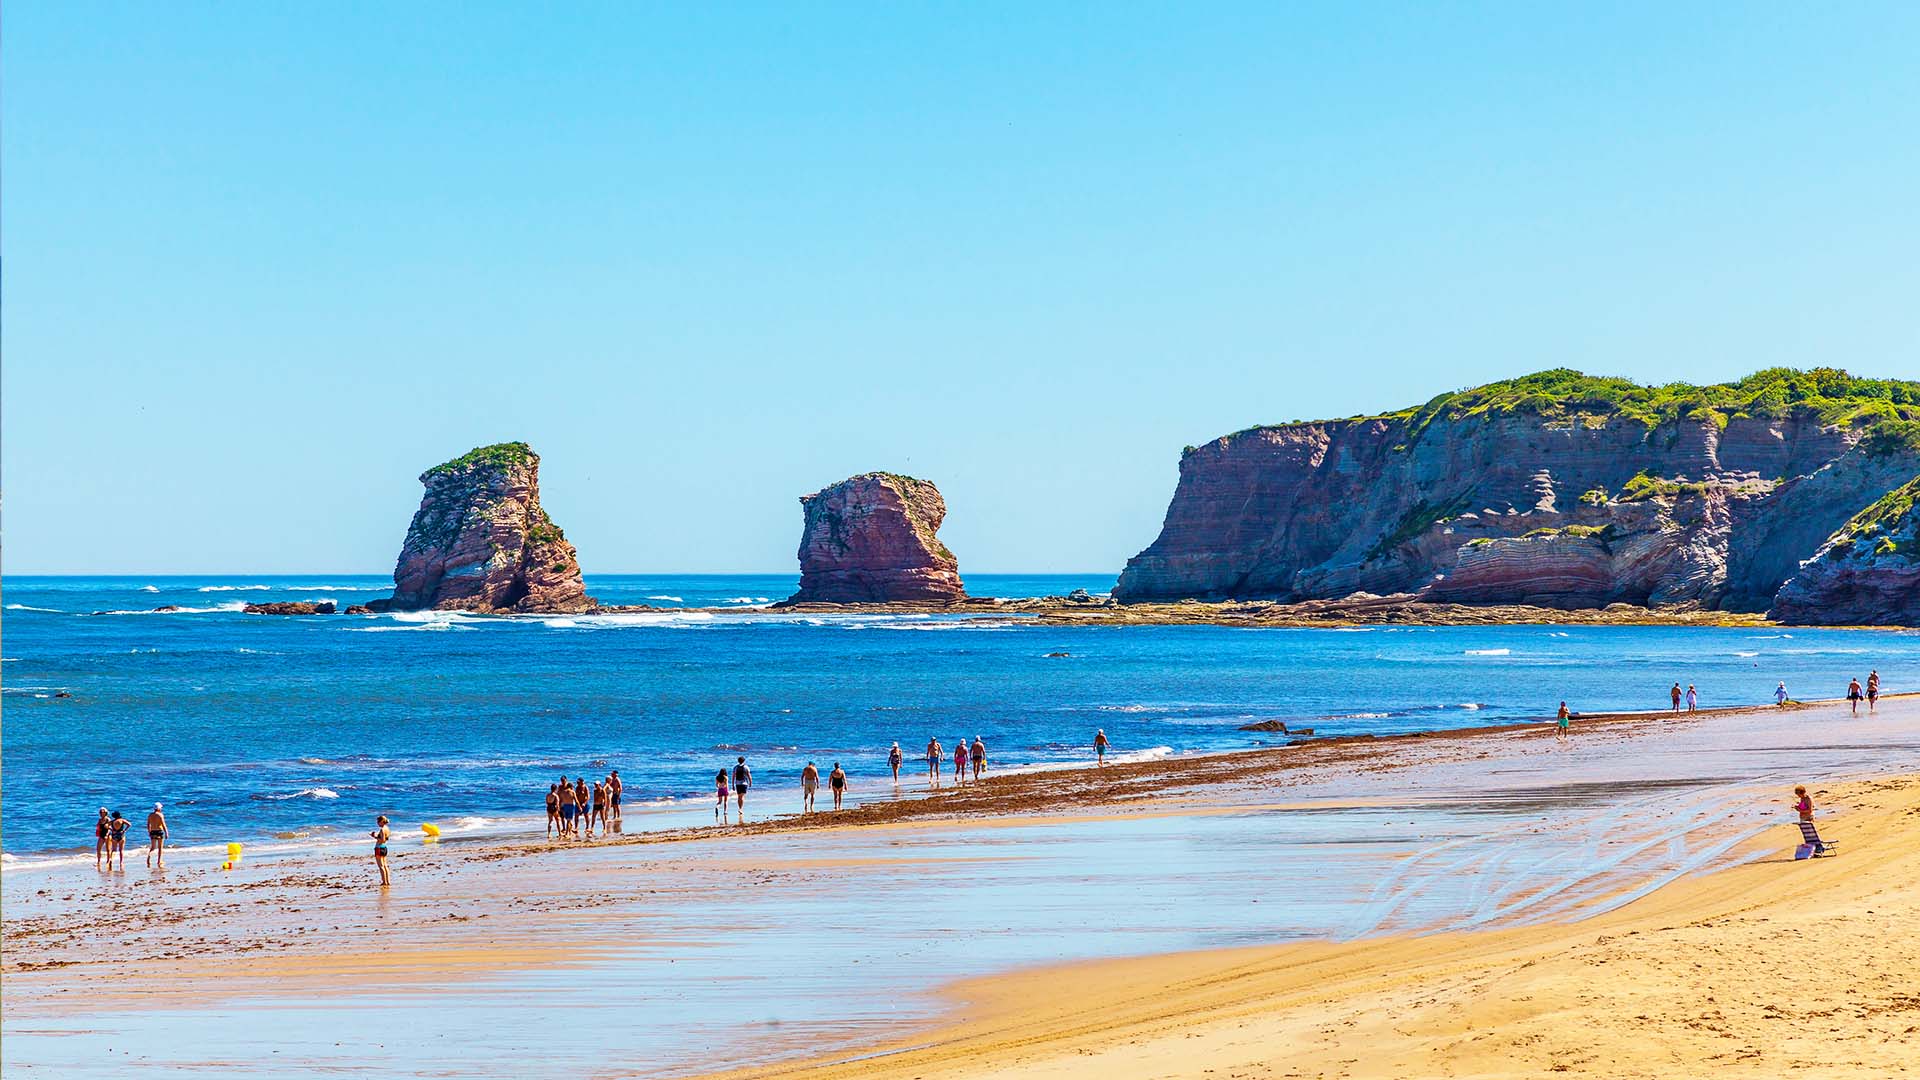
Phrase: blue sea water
[{"left": 6, "top": 573, "right": 1918, "bottom": 864}]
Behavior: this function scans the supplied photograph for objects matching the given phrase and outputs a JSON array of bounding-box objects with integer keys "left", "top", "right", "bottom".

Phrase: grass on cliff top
[
  {"left": 1210, "top": 368, "right": 1920, "bottom": 453},
  {"left": 1826, "top": 475, "right": 1920, "bottom": 559},
  {"left": 425, "top": 441, "right": 535, "bottom": 477}
]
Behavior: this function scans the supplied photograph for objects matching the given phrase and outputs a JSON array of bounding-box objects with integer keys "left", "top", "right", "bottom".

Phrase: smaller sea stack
[
  {"left": 370, "top": 442, "right": 593, "bottom": 614},
  {"left": 788, "top": 473, "right": 965, "bottom": 604},
  {"left": 1771, "top": 476, "right": 1920, "bottom": 626}
]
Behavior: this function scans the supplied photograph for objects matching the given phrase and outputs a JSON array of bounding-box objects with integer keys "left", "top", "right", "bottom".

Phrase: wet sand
[{"left": 5, "top": 695, "right": 1916, "bottom": 1077}]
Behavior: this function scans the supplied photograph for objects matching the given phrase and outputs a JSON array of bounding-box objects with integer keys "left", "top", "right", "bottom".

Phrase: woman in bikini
[
  {"left": 371, "top": 815, "right": 392, "bottom": 887},
  {"left": 95, "top": 808, "right": 112, "bottom": 871},
  {"left": 953, "top": 738, "right": 969, "bottom": 785}
]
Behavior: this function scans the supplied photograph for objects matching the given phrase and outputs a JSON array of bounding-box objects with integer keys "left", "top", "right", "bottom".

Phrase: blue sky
[{"left": 5, "top": 4, "right": 1917, "bottom": 574}]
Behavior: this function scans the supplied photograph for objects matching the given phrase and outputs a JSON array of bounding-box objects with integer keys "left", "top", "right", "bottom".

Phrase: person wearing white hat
[{"left": 144, "top": 803, "right": 169, "bottom": 868}]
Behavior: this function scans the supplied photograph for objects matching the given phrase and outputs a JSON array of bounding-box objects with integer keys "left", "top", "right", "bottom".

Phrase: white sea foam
[
  {"left": 140, "top": 585, "right": 161, "bottom": 593},
  {"left": 645, "top": 595, "right": 684, "bottom": 603},
  {"left": 1458, "top": 702, "right": 1483, "bottom": 710},
  {"left": 5, "top": 604, "right": 64, "bottom": 613},
  {"left": 199, "top": 584, "right": 273, "bottom": 592},
  {"left": 99, "top": 601, "right": 248, "bottom": 615},
  {"left": 548, "top": 612, "right": 717, "bottom": 629},
  {"left": 286, "top": 585, "right": 378, "bottom": 592},
  {"left": 260, "top": 787, "right": 340, "bottom": 801},
  {"left": 1734, "top": 651, "right": 1760, "bottom": 658},
  {"left": 1464, "top": 648, "right": 1511, "bottom": 656},
  {"left": 724, "top": 596, "right": 775, "bottom": 604}
]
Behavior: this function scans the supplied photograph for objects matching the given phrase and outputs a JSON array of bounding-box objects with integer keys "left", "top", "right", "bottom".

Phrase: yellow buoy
[
  {"left": 221, "top": 861, "right": 232, "bottom": 871},
  {"left": 420, "top": 822, "right": 441, "bottom": 838},
  {"left": 226, "top": 842, "right": 243, "bottom": 858}
]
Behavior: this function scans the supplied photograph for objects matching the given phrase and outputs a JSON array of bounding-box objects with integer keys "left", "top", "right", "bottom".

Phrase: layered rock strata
[
  {"left": 369, "top": 442, "right": 593, "bottom": 614},
  {"left": 1118, "top": 371, "right": 1920, "bottom": 613},
  {"left": 1771, "top": 477, "right": 1920, "bottom": 625},
  {"left": 786, "top": 473, "right": 965, "bottom": 604}
]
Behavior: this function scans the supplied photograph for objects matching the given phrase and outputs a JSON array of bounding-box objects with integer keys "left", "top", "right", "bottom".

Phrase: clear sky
[{"left": 5, "top": 4, "right": 1917, "bottom": 575}]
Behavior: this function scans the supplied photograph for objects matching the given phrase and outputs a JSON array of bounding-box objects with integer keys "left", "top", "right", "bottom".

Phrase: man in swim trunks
[
  {"left": 801, "top": 761, "right": 820, "bottom": 813},
  {"left": 732, "top": 757, "right": 752, "bottom": 814},
  {"left": 971, "top": 736, "right": 986, "bottom": 780},
  {"left": 829, "top": 762, "right": 847, "bottom": 810},
  {"left": 1555, "top": 702, "right": 1571, "bottom": 743},
  {"left": 144, "top": 804, "right": 169, "bottom": 868},
  {"left": 926, "top": 738, "right": 942, "bottom": 785},
  {"left": 1848, "top": 678, "right": 1864, "bottom": 716},
  {"left": 1670, "top": 683, "right": 1683, "bottom": 713},
  {"left": 558, "top": 778, "right": 578, "bottom": 838},
  {"left": 1094, "top": 729, "right": 1109, "bottom": 766},
  {"left": 608, "top": 769, "right": 623, "bottom": 825}
]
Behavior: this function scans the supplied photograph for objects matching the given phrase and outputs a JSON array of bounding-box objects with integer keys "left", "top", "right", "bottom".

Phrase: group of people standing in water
[
  {"left": 544, "top": 770, "right": 624, "bottom": 839},
  {"left": 93, "top": 804, "right": 168, "bottom": 871}
]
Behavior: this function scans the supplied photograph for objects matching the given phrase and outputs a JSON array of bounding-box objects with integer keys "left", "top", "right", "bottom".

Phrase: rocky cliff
[
  {"left": 370, "top": 442, "right": 593, "bottom": 614},
  {"left": 787, "top": 473, "right": 966, "bottom": 604},
  {"left": 1770, "top": 477, "right": 1920, "bottom": 625},
  {"left": 1118, "top": 369, "right": 1920, "bottom": 616}
]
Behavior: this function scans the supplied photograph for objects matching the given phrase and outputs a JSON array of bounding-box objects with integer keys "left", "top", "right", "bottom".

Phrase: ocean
[{"left": 5, "top": 573, "right": 1917, "bottom": 867}]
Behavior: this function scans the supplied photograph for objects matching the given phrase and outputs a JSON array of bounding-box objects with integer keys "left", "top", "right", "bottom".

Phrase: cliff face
[
  {"left": 372, "top": 442, "right": 594, "bottom": 614},
  {"left": 1117, "top": 370, "right": 1920, "bottom": 613},
  {"left": 788, "top": 473, "right": 965, "bottom": 604},
  {"left": 1771, "top": 478, "right": 1920, "bottom": 625}
]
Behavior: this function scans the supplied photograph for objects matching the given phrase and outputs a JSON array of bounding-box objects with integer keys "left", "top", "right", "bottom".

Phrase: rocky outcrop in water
[
  {"left": 1771, "top": 477, "right": 1920, "bottom": 625},
  {"left": 1117, "top": 369, "right": 1920, "bottom": 613},
  {"left": 786, "top": 473, "right": 965, "bottom": 604},
  {"left": 368, "top": 442, "right": 593, "bottom": 614},
  {"left": 244, "top": 601, "right": 337, "bottom": 615}
]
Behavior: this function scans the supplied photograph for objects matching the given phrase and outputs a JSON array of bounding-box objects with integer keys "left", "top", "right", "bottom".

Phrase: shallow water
[{"left": 6, "top": 574, "right": 1919, "bottom": 866}]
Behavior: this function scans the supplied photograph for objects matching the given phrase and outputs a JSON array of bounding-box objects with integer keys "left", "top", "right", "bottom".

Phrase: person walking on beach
[
  {"left": 371, "top": 815, "right": 391, "bottom": 887},
  {"left": 1868, "top": 670, "right": 1880, "bottom": 711},
  {"left": 1670, "top": 682, "right": 1683, "bottom": 713},
  {"left": 971, "top": 736, "right": 986, "bottom": 780},
  {"left": 801, "top": 761, "right": 820, "bottom": 813},
  {"left": 927, "top": 738, "right": 943, "bottom": 786},
  {"left": 576, "top": 778, "right": 593, "bottom": 838},
  {"left": 1775, "top": 682, "right": 1790, "bottom": 707},
  {"left": 109, "top": 811, "right": 132, "bottom": 871},
  {"left": 95, "top": 808, "right": 112, "bottom": 871},
  {"left": 1848, "top": 677, "right": 1864, "bottom": 716},
  {"left": 829, "top": 762, "right": 847, "bottom": 810},
  {"left": 889, "top": 742, "right": 903, "bottom": 783},
  {"left": 608, "top": 770, "right": 623, "bottom": 826},
  {"left": 714, "top": 770, "right": 730, "bottom": 821},
  {"left": 953, "top": 738, "right": 969, "bottom": 784},
  {"left": 558, "top": 778, "right": 579, "bottom": 837},
  {"left": 144, "top": 804, "right": 168, "bottom": 868},
  {"left": 1685, "top": 684, "right": 1698, "bottom": 712},
  {"left": 732, "top": 756, "right": 752, "bottom": 815},
  {"left": 545, "top": 784, "right": 560, "bottom": 837},
  {"left": 1555, "top": 702, "right": 1571, "bottom": 743},
  {"left": 1094, "top": 729, "right": 1109, "bottom": 766}
]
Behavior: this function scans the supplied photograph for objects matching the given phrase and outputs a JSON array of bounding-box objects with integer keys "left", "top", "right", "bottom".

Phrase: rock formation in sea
[
  {"left": 368, "top": 442, "right": 594, "bottom": 614},
  {"left": 244, "top": 601, "right": 337, "bottom": 615},
  {"left": 1116, "top": 369, "right": 1920, "bottom": 615},
  {"left": 1770, "top": 476, "right": 1920, "bottom": 625},
  {"left": 786, "top": 473, "right": 966, "bottom": 603}
]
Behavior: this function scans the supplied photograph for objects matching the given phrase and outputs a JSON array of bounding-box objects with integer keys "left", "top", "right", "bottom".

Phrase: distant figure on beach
[
  {"left": 1555, "top": 702, "right": 1571, "bottom": 743},
  {"left": 1685, "top": 684, "right": 1697, "bottom": 712},
  {"left": 732, "top": 756, "right": 752, "bottom": 814},
  {"left": 546, "top": 784, "right": 560, "bottom": 837},
  {"left": 1670, "top": 683, "right": 1683, "bottom": 713},
  {"left": 109, "top": 811, "right": 132, "bottom": 871},
  {"left": 801, "top": 761, "right": 820, "bottom": 813},
  {"left": 1775, "top": 682, "right": 1790, "bottom": 707},
  {"left": 714, "top": 770, "right": 729, "bottom": 820},
  {"left": 1094, "top": 729, "right": 1109, "bottom": 766},
  {"left": 591, "top": 778, "right": 608, "bottom": 835},
  {"left": 144, "top": 804, "right": 168, "bottom": 868},
  {"left": 927, "top": 738, "right": 943, "bottom": 785},
  {"left": 1848, "top": 678, "right": 1864, "bottom": 716},
  {"left": 558, "top": 778, "right": 579, "bottom": 836},
  {"left": 1867, "top": 670, "right": 1880, "bottom": 711},
  {"left": 1792, "top": 784, "right": 1815, "bottom": 821},
  {"left": 889, "top": 742, "right": 903, "bottom": 783},
  {"left": 954, "top": 738, "right": 969, "bottom": 783},
  {"left": 95, "top": 808, "right": 112, "bottom": 871},
  {"left": 576, "top": 778, "right": 593, "bottom": 838},
  {"left": 829, "top": 761, "right": 847, "bottom": 810},
  {"left": 371, "top": 815, "right": 391, "bottom": 887},
  {"left": 609, "top": 769, "right": 624, "bottom": 825},
  {"left": 971, "top": 736, "right": 986, "bottom": 780}
]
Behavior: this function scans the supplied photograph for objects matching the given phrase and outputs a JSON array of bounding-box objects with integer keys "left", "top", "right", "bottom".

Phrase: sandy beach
[{"left": 5, "top": 694, "right": 1917, "bottom": 1077}]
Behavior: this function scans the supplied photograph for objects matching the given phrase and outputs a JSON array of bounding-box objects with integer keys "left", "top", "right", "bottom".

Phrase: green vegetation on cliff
[
  {"left": 1825, "top": 476, "right": 1920, "bottom": 560},
  {"left": 425, "top": 441, "right": 535, "bottom": 478}
]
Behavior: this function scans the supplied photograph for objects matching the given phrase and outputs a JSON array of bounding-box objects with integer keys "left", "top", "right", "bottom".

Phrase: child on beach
[
  {"left": 1555, "top": 702, "right": 1571, "bottom": 743},
  {"left": 371, "top": 815, "right": 391, "bottom": 887},
  {"left": 715, "top": 770, "right": 729, "bottom": 821}
]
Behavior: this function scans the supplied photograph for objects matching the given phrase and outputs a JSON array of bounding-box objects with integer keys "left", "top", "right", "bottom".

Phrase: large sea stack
[
  {"left": 787, "top": 473, "right": 966, "bottom": 604},
  {"left": 369, "top": 442, "right": 594, "bottom": 614},
  {"left": 1116, "top": 369, "right": 1920, "bottom": 616},
  {"left": 1770, "top": 476, "right": 1920, "bottom": 625}
]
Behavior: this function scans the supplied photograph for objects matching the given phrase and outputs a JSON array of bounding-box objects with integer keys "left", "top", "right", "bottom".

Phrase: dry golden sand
[{"left": 698, "top": 774, "right": 1920, "bottom": 1080}]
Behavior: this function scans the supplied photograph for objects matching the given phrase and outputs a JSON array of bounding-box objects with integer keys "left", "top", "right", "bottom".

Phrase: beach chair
[{"left": 1794, "top": 820, "right": 1836, "bottom": 859}]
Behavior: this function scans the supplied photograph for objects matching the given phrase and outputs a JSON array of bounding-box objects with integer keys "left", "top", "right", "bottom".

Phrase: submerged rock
[
  {"left": 369, "top": 442, "right": 593, "bottom": 614},
  {"left": 787, "top": 473, "right": 966, "bottom": 604},
  {"left": 243, "top": 601, "right": 336, "bottom": 615},
  {"left": 1771, "top": 477, "right": 1920, "bottom": 625}
]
